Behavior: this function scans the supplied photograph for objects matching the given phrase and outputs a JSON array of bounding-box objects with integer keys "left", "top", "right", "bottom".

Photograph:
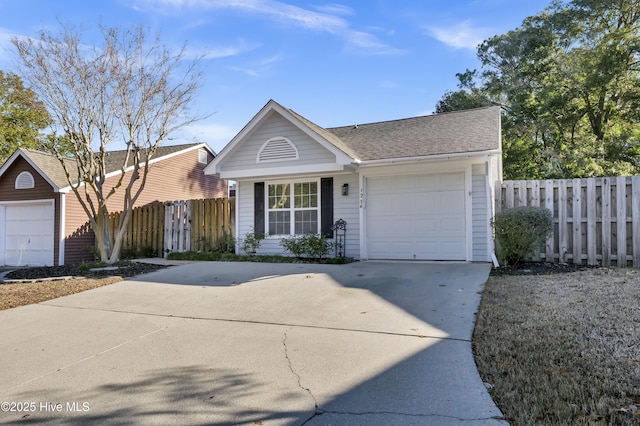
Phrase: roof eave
[{"left": 357, "top": 149, "right": 502, "bottom": 167}]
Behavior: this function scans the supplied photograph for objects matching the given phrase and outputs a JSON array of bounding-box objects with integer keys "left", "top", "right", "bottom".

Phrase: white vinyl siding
[
  {"left": 472, "top": 163, "right": 489, "bottom": 261},
  {"left": 237, "top": 173, "right": 360, "bottom": 258},
  {"left": 221, "top": 113, "right": 335, "bottom": 172}
]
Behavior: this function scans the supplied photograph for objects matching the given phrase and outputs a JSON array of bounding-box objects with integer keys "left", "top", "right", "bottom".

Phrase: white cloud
[
  {"left": 312, "top": 3, "right": 354, "bottom": 16},
  {"left": 135, "top": 0, "right": 404, "bottom": 56},
  {"left": 426, "top": 20, "right": 489, "bottom": 50}
]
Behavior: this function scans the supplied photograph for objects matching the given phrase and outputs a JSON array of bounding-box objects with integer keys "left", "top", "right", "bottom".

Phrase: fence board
[
  {"left": 572, "top": 178, "right": 582, "bottom": 264},
  {"left": 586, "top": 178, "right": 597, "bottom": 265},
  {"left": 497, "top": 175, "right": 640, "bottom": 267}
]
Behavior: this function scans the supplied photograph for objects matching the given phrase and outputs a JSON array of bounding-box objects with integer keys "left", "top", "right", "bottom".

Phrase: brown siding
[
  {"left": 0, "top": 157, "right": 61, "bottom": 265},
  {"left": 64, "top": 147, "right": 228, "bottom": 264}
]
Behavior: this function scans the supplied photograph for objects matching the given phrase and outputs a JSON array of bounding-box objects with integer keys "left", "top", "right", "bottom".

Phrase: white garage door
[
  {"left": 4, "top": 202, "right": 54, "bottom": 266},
  {"left": 366, "top": 173, "right": 466, "bottom": 260}
]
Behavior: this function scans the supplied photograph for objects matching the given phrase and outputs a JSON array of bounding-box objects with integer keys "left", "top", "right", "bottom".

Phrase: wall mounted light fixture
[{"left": 341, "top": 183, "right": 349, "bottom": 196}]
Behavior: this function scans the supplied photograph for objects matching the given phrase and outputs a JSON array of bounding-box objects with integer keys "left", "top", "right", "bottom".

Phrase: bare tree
[{"left": 12, "top": 25, "right": 203, "bottom": 264}]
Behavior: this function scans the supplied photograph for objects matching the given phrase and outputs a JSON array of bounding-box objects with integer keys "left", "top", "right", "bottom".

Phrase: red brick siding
[
  {"left": 0, "top": 157, "right": 61, "bottom": 265},
  {"left": 64, "top": 148, "right": 227, "bottom": 263}
]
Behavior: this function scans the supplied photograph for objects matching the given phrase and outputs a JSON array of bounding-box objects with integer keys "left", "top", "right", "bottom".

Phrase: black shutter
[
  {"left": 320, "top": 178, "right": 333, "bottom": 238},
  {"left": 254, "top": 182, "right": 265, "bottom": 235}
]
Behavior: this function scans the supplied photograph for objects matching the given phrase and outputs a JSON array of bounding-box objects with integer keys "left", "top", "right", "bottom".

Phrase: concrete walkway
[{"left": 0, "top": 261, "right": 507, "bottom": 425}]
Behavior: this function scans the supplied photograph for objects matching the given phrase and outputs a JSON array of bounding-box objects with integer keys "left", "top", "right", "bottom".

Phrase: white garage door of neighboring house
[
  {"left": 366, "top": 173, "right": 466, "bottom": 260},
  {"left": 3, "top": 202, "right": 54, "bottom": 266}
]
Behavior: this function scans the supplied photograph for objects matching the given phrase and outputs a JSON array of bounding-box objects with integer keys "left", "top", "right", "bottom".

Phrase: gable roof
[
  {"left": 0, "top": 143, "right": 212, "bottom": 192},
  {"left": 325, "top": 106, "right": 501, "bottom": 161}
]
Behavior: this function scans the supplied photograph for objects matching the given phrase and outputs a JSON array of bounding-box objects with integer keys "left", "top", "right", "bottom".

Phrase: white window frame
[
  {"left": 198, "top": 149, "right": 208, "bottom": 165},
  {"left": 265, "top": 178, "right": 321, "bottom": 237}
]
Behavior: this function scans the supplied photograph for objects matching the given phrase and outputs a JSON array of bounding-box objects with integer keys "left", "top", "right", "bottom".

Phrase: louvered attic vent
[
  {"left": 15, "top": 171, "right": 35, "bottom": 189},
  {"left": 257, "top": 137, "right": 299, "bottom": 163}
]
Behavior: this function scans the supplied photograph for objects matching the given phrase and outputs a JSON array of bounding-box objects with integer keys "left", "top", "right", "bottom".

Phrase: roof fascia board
[{"left": 357, "top": 149, "right": 502, "bottom": 167}]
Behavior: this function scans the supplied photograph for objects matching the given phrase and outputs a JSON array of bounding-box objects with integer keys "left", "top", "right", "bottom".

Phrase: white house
[{"left": 205, "top": 100, "right": 502, "bottom": 261}]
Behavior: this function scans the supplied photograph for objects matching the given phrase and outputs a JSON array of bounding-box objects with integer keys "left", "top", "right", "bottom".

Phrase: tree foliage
[
  {"left": 0, "top": 71, "right": 50, "bottom": 163},
  {"left": 436, "top": 0, "right": 640, "bottom": 179},
  {"left": 12, "top": 25, "right": 203, "bottom": 263}
]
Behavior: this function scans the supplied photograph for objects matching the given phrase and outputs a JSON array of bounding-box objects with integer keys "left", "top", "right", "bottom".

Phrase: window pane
[
  {"left": 268, "top": 184, "right": 290, "bottom": 209},
  {"left": 269, "top": 211, "right": 290, "bottom": 235},
  {"left": 294, "top": 181, "right": 318, "bottom": 208},
  {"left": 295, "top": 210, "right": 318, "bottom": 234}
]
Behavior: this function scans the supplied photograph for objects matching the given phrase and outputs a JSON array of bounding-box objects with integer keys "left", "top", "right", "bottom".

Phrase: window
[
  {"left": 198, "top": 149, "right": 208, "bottom": 164},
  {"left": 267, "top": 180, "right": 319, "bottom": 235},
  {"left": 15, "top": 171, "right": 35, "bottom": 189}
]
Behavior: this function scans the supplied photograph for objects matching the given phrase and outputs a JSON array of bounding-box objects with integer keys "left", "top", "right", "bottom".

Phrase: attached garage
[
  {"left": 205, "top": 100, "right": 502, "bottom": 263},
  {"left": 365, "top": 173, "right": 466, "bottom": 260},
  {"left": 1, "top": 201, "right": 55, "bottom": 266}
]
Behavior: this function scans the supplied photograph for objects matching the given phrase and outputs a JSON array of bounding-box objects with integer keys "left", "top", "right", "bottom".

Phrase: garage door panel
[
  {"left": 366, "top": 173, "right": 466, "bottom": 260},
  {"left": 3, "top": 203, "right": 54, "bottom": 266}
]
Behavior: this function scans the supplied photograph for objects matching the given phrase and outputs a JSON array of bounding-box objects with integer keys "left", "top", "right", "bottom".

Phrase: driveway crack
[{"left": 282, "top": 329, "right": 320, "bottom": 425}]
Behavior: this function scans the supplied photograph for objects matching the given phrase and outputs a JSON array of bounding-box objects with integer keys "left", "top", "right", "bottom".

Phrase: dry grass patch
[
  {"left": 0, "top": 277, "right": 123, "bottom": 310},
  {"left": 473, "top": 268, "right": 640, "bottom": 425}
]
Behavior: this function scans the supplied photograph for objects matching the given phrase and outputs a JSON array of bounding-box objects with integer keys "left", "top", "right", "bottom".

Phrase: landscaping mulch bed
[
  {"left": 0, "top": 261, "right": 168, "bottom": 311},
  {"left": 4, "top": 261, "right": 167, "bottom": 280},
  {"left": 475, "top": 264, "right": 640, "bottom": 425}
]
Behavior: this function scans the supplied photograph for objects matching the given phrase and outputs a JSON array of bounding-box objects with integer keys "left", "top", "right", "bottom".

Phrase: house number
[{"left": 359, "top": 187, "right": 364, "bottom": 208}]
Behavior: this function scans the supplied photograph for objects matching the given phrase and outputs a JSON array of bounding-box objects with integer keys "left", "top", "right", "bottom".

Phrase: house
[
  {"left": 204, "top": 100, "right": 502, "bottom": 261},
  {"left": 0, "top": 143, "right": 228, "bottom": 266}
]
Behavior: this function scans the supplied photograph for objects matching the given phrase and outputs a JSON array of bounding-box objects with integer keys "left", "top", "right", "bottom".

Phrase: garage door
[
  {"left": 366, "top": 173, "right": 466, "bottom": 260},
  {"left": 4, "top": 202, "right": 54, "bottom": 266}
]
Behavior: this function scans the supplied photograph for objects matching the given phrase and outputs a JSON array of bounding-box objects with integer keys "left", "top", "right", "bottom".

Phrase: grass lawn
[{"left": 473, "top": 267, "right": 640, "bottom": 425}]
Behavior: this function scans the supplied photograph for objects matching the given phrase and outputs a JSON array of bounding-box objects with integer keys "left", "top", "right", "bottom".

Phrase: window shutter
[
  {"left": 320, "top": 178, "right": 333, "bottom": 238},
  {"left": 254, "top": 182, "right": 265, "bottom": 235}
]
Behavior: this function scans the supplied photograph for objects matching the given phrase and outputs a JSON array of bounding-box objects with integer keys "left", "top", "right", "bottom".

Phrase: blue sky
[{"left": 0, "top": 0, "right": 551, "bottom": 154}]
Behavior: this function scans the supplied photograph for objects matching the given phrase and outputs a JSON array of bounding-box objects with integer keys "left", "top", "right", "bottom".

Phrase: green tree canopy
[
  {"left": 0, "top": 70, "right": 50, "bottom": 163},
  {"left": 437, "top": 0, "right": 640, "bottom": 179}
]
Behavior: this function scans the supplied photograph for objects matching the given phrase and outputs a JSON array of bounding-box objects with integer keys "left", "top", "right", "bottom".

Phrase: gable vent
[
  {"left": 257, "top": 137, "right": 299, "bottom": 163},
  {"left": 15, "top": 171, "right": 35, "bottom": 189}
]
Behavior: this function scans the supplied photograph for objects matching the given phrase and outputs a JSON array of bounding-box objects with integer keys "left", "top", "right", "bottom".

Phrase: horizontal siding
[
  {"left": 237, "top": 173, "right": 360, "bottom": 259},
  {"left": 472, "top": 163, "right": 488, "bottom": 261},
  {"left": 222, "top": 112, "right": 335, "bottom": 172},
  {"left": 64, "top": 148, "right": 228, "bottom": 264},
  {"left": 333, "top": 173, "right": 360, "bottom": 259}
]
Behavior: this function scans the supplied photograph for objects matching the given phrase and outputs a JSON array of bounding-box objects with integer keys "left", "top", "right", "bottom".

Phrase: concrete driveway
[{"left": 0, "top": 261, "right": 506, "bottom": 425}]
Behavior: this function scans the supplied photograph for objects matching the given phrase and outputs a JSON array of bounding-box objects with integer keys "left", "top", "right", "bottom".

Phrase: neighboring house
[
  {"left": 205, "top": 100, "right": 502, "bottom": 261},
  {"left": 0, "top": 143, "right": 228, "bottom": 266}
]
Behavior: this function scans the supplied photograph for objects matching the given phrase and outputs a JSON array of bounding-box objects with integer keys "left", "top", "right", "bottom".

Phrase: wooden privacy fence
[
  {"left": 108, "top": 197, "right": 235, "bottom": 257},
  {"left": 164, "top": 197, "right": 235, "bottom": 253},
  {"left": 496, "top": 176, "right": 640, "bottom": 267}
]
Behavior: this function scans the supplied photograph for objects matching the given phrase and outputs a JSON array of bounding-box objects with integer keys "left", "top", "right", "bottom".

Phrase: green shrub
[
  {"left": 214, "top": 233, "right": 236, "bottom": 254},
  {"left": 239, "top": 231, "right": 265, "bottom": 255},
  {"left": 280, "top": 233, "right": 334, "bottom": 259},
  {"left": 493, "top": 206, "right": 553, "bottom": 265}
]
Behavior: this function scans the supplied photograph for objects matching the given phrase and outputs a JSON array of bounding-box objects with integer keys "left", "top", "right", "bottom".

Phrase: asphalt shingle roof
[
  {"left": 323, "top": 106, "right": 502, "bottom": 161},
  {"left": 19, "top": 143, "right": 203, "bottom": 189}
]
